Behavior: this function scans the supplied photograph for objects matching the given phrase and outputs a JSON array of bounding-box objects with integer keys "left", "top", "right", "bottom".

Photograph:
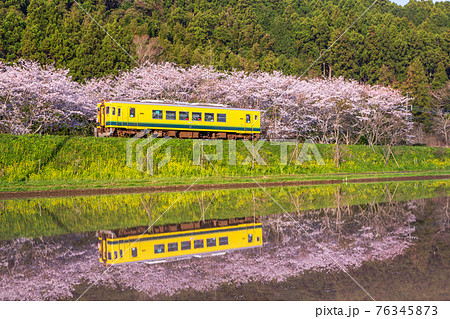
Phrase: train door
[
  {"left": 127, "top": 106, "right": 138, "bottom": 128},
  {"left": 245, "top": 114, "right": 251, "bottom": 133},
  {"left": 117, "top": 106, "right": 122, "bottom": 126},
  {"left": 246, "top": 222, "right": 260, "bottom": 247},
  {"left": 119, "top": 241, "right": 125, "bottom": 261},
  {"left": 130, "top": 240, "right": 139, "bottom": 261},
  {"left": 98, "top": 103, "right": 106, "bottom": 128},
  {"left": 99, "top": 233, "right": 107, "bottom": 263},
  {"left": 97, "top": 106, "right": 102, "bottom": 128},
  {"left": 111, "top": 106, "right": 117, "bottom": 126},
  {"left": 102, "top": 105, "right": 106, "bottom": 127}
]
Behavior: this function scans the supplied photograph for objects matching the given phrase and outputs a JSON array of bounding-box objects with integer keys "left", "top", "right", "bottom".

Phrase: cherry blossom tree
[
  {"left": 432, "top": 109, "right": 449, "bottom": 146},
  {"left": 0, "top": 60, "right": 93, "bottom": 134},
  {"left": 1, "top": 61, "right": 413, "bottom": 145}
]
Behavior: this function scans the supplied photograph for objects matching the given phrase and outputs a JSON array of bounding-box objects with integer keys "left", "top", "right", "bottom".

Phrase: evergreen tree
[
  {"left": 432, "top": 61, "right": 448, "bottom": 90},
  {"left": 0, "top": 8, "right": 25, "bottom": 60},
  {"left": 19, "top": 0, "right": 47, "bottom": 61},
  {"left": 404, "top": 57, "right": 432, "bottom": 128},
  {"left": 379, "top": 64, "right": 395, "bottom": 87}
]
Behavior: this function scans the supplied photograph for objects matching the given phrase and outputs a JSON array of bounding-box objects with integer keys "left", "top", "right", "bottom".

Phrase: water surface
[{"left": 0, "top": 181, "right": 448, "bottom": 300}]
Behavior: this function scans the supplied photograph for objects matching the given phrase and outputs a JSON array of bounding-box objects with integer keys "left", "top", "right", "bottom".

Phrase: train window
[
  {"left": 168, "top": 242, "right": 178, "bottom": 252},
  {"left": 181, "top": 241, "right": 191, "bottom": 250},
  {"left": 97, "top": 107, "right": 100, "bottom": 112},
  {"left": 255, "top": 115, "right": 258, "bottom": 120},
  {"left": 219, "top": 237, "right": 228, "bottom": 246},
  {"left": 207, "top": 238, "right": 216, "bottom": 247},
  {"left": 192, "top": 112, "right": 202, "bottom": 121},
  {"left": 205, "top": 113, "right": 214, "bottom": 122},
  {"left": 118, "top": 108, "right": 121, "bottom": 117},
  {"left": 248, "top": 234, "right": 253, "bottom": 243},
  {"left": 217, "top": 114, "right": 226, "bottom": 122},
  {"left": 179, "top": 111, "right": 189, "bottom": 121},
  {"left": 114, "top": 251, "right": 118, "bottom": 259},
  {"left": 154, "top": 244, "right": 165, "bottom": 254},
  {"left": 108, "top": 252, "right": 112, "bottom": 260},
  {"left": 112, "top": 107, "right": 116, "bottom": 116},
  {"left": 106, "top": 107, "right": 110, "bottom": 115},
  {"left": 130, "top": 108, "right": 135, "bottom": 118},
  {"left": 246, "top": 114, "right": 250, "bottom": 124},
  {"left": 131, "top": 247, "right": 137, "bottom": 257},
  {"left": 194, "top": 239, "right": 204, "bottom": 249},
  {"left": 257, "top": 237, "right": 260, "bottom": 242},
  {"left": 152, "top": 110, "right": 163, "bottom": 119},
  {"left": 166, "top": 111, "right": 176, "bottom": 120},
  {"left": 119, "top": 249, "right": 123, "bottom": 258}
]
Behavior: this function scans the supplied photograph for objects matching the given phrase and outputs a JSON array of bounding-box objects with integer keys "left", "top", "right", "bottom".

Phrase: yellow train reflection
[{"left": 98, "top": 217, "right": 263, "bottom": 265}]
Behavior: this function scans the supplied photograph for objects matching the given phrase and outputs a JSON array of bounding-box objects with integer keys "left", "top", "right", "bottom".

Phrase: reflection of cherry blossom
[
  {"left": 0, "top": 201, "right": 417, "bottom": 300},
  {"left": 1, "top": 61, "right": 412, "bottom": 142}
]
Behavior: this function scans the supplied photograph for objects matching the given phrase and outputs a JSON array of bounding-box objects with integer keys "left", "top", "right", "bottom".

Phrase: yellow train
[
  {"left": 95, "top": 100, "right": 261, "bottom": 139},
  {"left": 98, "top": 217, "right": 263, "bottom": 266}
]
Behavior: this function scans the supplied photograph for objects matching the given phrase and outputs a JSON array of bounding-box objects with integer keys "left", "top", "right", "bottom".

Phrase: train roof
[{"left": 102, "top": 100, "right": 261, "bottom": 112}]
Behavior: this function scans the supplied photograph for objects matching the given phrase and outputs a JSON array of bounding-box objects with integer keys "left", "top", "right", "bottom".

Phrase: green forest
[{"left": 0, "top": 0, "right": 449, "bottom": 112}]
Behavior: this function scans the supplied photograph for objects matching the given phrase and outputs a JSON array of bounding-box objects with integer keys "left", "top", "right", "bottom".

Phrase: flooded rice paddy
[{"left": 0, "top": 180, "right": 448, "bottom": 300}]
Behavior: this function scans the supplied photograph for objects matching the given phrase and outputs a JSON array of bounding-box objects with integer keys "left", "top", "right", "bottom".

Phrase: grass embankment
[
  {"left": 0, "top": 180, "right": 448, "bottom": 240},
  {"left": 0, "top": 134, "right": 449, "bottom": 192}
]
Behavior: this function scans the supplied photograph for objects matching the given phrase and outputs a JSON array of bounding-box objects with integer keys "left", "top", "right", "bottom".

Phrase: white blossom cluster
[{"left": 0, "top": 61, "right": 91, "bottom": 134}]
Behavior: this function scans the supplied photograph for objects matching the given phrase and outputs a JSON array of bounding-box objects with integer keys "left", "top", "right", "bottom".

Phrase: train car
[
  {"left": 98, "top": 217, "right": 263, "bottom": 266},
  {"left": 95, "top": 100, "right": 261, "bottom": 139}
]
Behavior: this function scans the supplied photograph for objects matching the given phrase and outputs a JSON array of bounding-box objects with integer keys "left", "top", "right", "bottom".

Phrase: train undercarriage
[{"left": 95, "top": 127, "right": 259, "bottom": 140}]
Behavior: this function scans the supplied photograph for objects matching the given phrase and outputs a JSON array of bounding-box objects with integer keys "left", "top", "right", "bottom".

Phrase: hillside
[{"left": 0, "top": 0, "right": 448, "bottom": 86}]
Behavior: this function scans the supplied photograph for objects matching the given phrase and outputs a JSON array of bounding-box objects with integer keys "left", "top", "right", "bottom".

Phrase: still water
[{"left": 0, "top": 181, "right": 448, "bottom": 300}]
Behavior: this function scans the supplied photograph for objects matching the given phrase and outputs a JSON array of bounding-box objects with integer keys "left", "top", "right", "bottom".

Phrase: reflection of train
[
  {"left": 98, "top": 216, "right": 263, "bottom": 266},
  {"left": 95, "top": 100, "right": 261, "bottom": 139}
]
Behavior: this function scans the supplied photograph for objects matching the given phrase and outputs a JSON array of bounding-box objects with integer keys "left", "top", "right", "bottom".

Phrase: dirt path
[{"left": 0, "top": 174, "right": 448, "bottom": 200}]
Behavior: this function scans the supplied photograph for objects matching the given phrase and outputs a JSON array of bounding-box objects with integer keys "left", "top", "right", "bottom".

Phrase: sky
[{"left": 391, "top": 0, "right": 448, "bottom": 5}]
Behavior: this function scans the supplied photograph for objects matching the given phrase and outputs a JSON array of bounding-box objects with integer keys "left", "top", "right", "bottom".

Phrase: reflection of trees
[
  {"left": 279, "top": 184, "right": 416, "bottom": 242},
  {"left": 0, "top": 234, "right": 94, "bottom": 300},
  {"left": 264, "top": 197, "right": 416, "bottom": 262},
  {"left": 3, "top": 195, "right": 439, "bottom": 300},
  {"left": 196, "top": 191, "right": 219, "bottom": 223},
  {"left": 435, "top": 197, "right": 449, "bottom": 237},
  {"left": 140, "top": 195, "right": 156, "bottom": 228}
]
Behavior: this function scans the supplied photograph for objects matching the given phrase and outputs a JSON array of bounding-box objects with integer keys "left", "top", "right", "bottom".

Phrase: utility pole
[{"left": 406, "top": 92, "right": 412, "bottom": 112}]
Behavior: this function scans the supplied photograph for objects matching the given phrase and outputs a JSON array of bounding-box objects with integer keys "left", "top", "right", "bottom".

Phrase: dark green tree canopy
[{"left": 0, "top": 0, "right": 448, "bottom": 83}]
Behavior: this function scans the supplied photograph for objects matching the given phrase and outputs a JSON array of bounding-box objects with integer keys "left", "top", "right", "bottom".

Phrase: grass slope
[{"left": 0, "top": 134, "right": 449, "bottom": 191}]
